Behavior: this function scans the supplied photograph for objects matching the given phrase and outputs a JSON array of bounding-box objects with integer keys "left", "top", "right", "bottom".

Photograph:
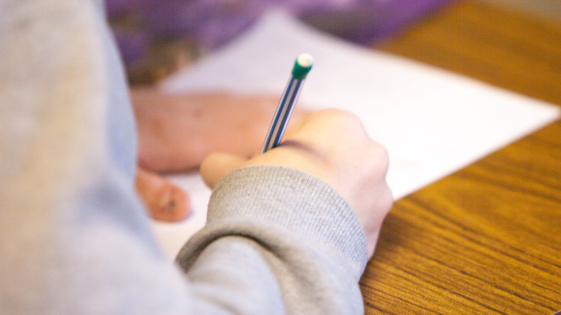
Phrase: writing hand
[{"left": 200, "top": 109, "right": 393, "bottom": 258}]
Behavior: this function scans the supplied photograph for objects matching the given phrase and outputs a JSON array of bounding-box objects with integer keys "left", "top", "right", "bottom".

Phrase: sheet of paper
[{"left": 150, "top": 10, "right": 560, "bottom": 259}]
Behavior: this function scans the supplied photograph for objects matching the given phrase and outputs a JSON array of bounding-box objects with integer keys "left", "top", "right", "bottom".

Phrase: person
[{"left": 0, "top": 1, "right": 393, "bottom": 314}]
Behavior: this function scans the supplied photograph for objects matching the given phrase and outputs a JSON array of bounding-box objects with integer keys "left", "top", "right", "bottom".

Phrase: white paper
[{"left": 151, "top": 11, "right": 560, "bottom": 259}]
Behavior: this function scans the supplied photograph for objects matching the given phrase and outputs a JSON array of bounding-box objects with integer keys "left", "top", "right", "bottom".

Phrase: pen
[{"left": 260, "top": 53, "right": 314, "bottom": 154}]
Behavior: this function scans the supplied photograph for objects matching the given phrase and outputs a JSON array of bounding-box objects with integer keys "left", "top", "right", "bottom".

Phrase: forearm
[{"left": 177, "top": 166, "right": 368, "bottom": 315}]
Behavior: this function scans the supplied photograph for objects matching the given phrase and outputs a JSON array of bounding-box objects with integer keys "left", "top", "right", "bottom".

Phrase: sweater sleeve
[
  {"left": 177, "top": 166, "right": 368, "bottom": 315},
  {"left": 0, "top": 0, "right": 193, "bottom": 313},
  {"left": 0, "top": 0, "right": 368, "bottom": 314}
]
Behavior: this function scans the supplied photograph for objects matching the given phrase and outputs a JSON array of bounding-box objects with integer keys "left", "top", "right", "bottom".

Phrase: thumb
[{"left": 200, "top": 152, "right": 249, "bottom": 189}]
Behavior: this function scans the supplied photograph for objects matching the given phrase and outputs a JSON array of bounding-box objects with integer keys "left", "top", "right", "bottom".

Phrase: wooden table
[{"left": 364, "top": 0, "right": 561, "bottom": 313}]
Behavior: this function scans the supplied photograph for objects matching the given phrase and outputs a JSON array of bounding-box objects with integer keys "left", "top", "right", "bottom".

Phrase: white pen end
[{"left": 297, "top": 53, "right": 314, "bottom": 68}]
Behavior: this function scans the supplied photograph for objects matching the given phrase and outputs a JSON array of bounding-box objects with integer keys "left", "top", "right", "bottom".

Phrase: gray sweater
[{"left": 0, "top": 0, "right": 368, "bottom": 314}]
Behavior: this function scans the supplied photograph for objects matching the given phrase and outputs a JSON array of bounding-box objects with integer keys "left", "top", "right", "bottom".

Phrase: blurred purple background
[{"left": 106, "top": 0, "right": 453, "bottom": 76}]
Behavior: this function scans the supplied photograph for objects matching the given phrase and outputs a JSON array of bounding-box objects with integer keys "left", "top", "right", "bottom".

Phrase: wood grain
[{"left": 364, "top": 1, "right": 561, "bottom": 313}]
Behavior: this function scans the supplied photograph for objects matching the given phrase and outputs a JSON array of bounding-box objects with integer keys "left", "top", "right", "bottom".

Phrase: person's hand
[
  {"left": 132, "top": 88, "right": 309, "bottom": 172},
  {"left": 131, "top": 87, "right": 308, "bottom": 222},
  {"left": 200, "top": 109, "right": 393, "bottom": 258}
]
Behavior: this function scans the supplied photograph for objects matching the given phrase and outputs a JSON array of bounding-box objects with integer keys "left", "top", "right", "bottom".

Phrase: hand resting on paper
[
  {"left": 200, "top": 109, "right": 394, "bottom": 258},
  {"left": 131, "top": 87, "right": 309, "bottom": 222}
]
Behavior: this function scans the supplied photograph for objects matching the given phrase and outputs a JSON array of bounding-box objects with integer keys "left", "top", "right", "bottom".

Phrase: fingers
[
  {"left": 200, "top": 153, "right": 249, "bottom": 189},
  {"left": 133, "top": 89, "right": 306, "bottom": 173},
  {"left": 135, "top": 168, "right": 191, "bottom": 222}
]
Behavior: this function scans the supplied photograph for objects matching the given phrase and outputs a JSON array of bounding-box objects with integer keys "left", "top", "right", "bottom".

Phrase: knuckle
[
  {"left": 337, "top": 111, "right": 362, "bottom": 129},
  {"left": 307, "top": 110, "right": 367, "bottom": 144},
  {"left": 363, "top": 142, "right": 390, "bottom": 173},
  {"left": 318, "top": 109, "right": 362, "bottom": 126},
  {"left": 375, "top": 145, "right": 390, "bottom": 171},
  {"left": 381, "top": 187, "right": 394, "bottom": 213}
]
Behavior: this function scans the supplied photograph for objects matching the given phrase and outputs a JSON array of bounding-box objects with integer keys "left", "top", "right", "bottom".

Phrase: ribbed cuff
[{"left": 203, "top": 166, "right": 368, "bottom": 279}]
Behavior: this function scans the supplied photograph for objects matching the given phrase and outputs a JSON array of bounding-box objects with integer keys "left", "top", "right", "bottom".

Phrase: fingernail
[{"left": 158, "top": 190, "right": 174, "bottom": 212}]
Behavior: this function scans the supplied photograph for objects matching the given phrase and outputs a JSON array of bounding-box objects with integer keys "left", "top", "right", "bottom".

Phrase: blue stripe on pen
[
  {"left": 261, "top": 77, "right": 303, "bottom": 153},
  {"left": 273, "top": 80, "right": 302, "bottom": 145},
  {"left": 270, "top": 79, "right": 296, "bottom": 142},
  {"left": 261, "top": 80, "right": 292, "bottom": 152}
]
